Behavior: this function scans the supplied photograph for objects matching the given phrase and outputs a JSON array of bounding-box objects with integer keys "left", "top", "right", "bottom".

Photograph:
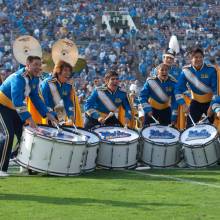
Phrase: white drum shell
[
  {"left": 17, "top": 127, "right": 86, "bottom": 176},
  {"left": 141, "top": 141, "right": 181, "bottom": 167},
  {"left": 183, "top": 141, "right": 220, "bottom": 167},
  {"left": 97, "top": 141, "right": 138, "bottom": 168},
  {"left": 141, "top": 126, "right": 181, "bottom": 167}
]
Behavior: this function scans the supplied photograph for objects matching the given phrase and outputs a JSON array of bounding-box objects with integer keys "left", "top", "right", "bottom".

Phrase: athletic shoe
[{"left": 0, "top": 171, "right": 9, "bottom": 177}]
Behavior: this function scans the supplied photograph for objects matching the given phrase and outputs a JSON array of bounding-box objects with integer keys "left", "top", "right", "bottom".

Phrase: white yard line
[{"left": 127, "top": 170, "right": 220, "bottom": 189}]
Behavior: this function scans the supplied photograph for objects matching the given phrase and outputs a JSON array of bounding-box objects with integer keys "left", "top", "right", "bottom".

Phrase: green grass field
[{"left": 1, "top": 167, "right": 220, "bottom": 220}]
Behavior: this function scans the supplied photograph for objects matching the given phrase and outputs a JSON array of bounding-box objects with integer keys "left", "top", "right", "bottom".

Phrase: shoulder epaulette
[
  {"left": 183, "top": 64, "right": 191, "bottom": 69},
  {"left": 147, "top": 76, "right": 156, "bottom": 81},
  {"left": 97, "top": 86, "right": 107, "bottom": 91},
  {"left": 206, "top": 64, "right": 215, "bottom": 68}
]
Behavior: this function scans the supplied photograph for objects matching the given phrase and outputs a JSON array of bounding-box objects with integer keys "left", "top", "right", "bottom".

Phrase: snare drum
[
  {"left": 180, "top": 124, "right": 220, "bottom": 167},
  {"left": 16, "top": 125, "right": 86, "bottom": 176},
  {"left": 93, "top": 126, "right": 139, "bottom": 169},
  {"left": 141, "top": 125, "right": 181, "bottom": 167},
  {"left": 64, "top": 127, "right": 100, "bottom": 172}
]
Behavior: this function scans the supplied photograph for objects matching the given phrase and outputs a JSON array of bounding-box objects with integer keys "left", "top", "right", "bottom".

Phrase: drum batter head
[
  {"left": 180, "top": 124, "right": 217, "bottom": 146},
  {"left": 52, "top": 39, "right": 78, "bottom": 67},
  {"left": 94, "top": 126, "right": 139, "bottom": 143},
  {"left": 13, "top": 35, "right": 42, "bottom": 65},
  {"left": 66, "top": 128, "right": 100, "bottom": 145},
  {"left": 26, "top": 125, "right": 86, "bottom": 142},
  {"left": 141, "top": 125, "right": 180, "bottom": 144}
]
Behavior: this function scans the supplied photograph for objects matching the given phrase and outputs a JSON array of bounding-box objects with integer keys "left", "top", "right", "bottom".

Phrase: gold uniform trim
[
  {"left": 191, "top": 91, "right": 213, "bottom": 103},
  {"left": 149, "top": 98, "right": 170, "bottom": 110},
  {"left": 0, "top": 91, "right": 14, "bottom": 110}
]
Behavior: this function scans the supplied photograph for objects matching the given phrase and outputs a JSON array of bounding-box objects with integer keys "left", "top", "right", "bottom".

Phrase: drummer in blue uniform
[
  {"left": 175, "top": 47, "right": 217, "bottom": 126},
  {"left": 84, "top": 70, "right": 132, "bottom": 130},
  {"left": 40, "top": 60, "right": 83, "bottom": 127},
  {"left": 0, "top": 56, "right": 57, "bottom": 177},
  {"left": 139, "top": 63, "right": 178, "bottom": 126},
  {"left": 151, "top": 48, "right": 181, "bottom": 81}
]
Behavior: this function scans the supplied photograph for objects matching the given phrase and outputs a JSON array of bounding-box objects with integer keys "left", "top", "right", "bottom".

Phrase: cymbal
[
  {"left": 13, "top": 35, "right": 42, "bottom": 65},
  {"left": 52, "top": 39, "right": 78, "bottom": 67}
]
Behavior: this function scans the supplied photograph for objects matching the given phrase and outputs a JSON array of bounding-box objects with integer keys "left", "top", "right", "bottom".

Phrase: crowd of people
[{"left": 1, "top": 0, "right": 220, "bottom": 100}]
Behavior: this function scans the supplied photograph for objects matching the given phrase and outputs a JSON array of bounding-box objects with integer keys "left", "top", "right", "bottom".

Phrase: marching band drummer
[
  {"left": 139, "top": 63, "right": 178, "bottom": 126},
  {"left": 151, "top": 48, "right": 181, "bottom": 81},
  {"left": 175, "top": 47, "right": 217, "bottom": 127},
  {"left": 84, "top": 70, "right": 132, "bottom": 130},
  {"left": 0, "top": 56, "right": 57, "bottom": 177},
  {"left": 40, "top": 60, "right": 83, "bottom": 127}
]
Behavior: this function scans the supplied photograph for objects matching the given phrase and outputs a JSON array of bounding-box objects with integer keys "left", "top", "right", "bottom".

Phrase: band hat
[{"left": 163, "top": 48, "right": 176, "bottom": 59}]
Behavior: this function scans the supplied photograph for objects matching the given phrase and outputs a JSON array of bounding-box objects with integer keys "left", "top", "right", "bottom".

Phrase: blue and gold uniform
[
  {"left": 84, "top": 86, "right": 132, "bottom": 129},
  {"left": 175, "top": 63, "right": 217, "bottom": 126},
  {"left": 0, "top": 67, "right": 49, "bottom": 172},
  {"left": 139, "top": 75, "right": 178, "bottom": 125},
  {"left": 40, "top": 76, "right": 83, "bottom": 127}
]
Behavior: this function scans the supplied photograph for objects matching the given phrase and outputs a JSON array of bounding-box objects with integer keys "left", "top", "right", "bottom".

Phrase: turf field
[{"left": 1, "top": 167, "right": 220, "bottom": 220}]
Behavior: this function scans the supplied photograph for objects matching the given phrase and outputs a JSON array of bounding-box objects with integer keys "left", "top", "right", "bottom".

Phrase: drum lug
[
  {"left": 126, "top": 147, "right": 129, "bottom": 165},
  {"left": 82, "top": 150, "right": 88, "bottom": 168},
  {"left": 67, "top": 150, "right": 74, "bottom": 170},
  {"left": 47, "top": 147, "right": 54, "bottom": 167},
  {"left": 29, "top": 142, "right": 35, "bottom": 161}
]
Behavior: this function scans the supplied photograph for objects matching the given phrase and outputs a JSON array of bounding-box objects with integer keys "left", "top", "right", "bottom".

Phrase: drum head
[
  {"left": 25, "top": 126, "right": 87, "bottom": 142},
  {"left": 68, "top": 128, "right": 100, "bottom": 145},
  {"left": 141, "top": 125, "right": 180, "bottom": 144},
  {"left": 180, "top": 124, "right": 217, "bottom": 146},
  {"left": 93, "top": 126, "right": 139, "bottom": 143}
]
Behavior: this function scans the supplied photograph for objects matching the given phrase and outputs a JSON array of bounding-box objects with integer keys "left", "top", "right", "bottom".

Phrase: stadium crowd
[{"left": 0, "top": 0, "right": 220, "bottom": 101}]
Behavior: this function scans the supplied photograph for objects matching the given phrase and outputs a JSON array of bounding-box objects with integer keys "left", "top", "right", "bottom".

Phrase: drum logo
[
  {"left": 186, "top": 129, "right": 211, "bottom": 141},
  {"left": 149, "top": 129, "right": 175, "bottom": 139},
  {"left": 100, "top": 130, "right": 131, "bottom": 140}
]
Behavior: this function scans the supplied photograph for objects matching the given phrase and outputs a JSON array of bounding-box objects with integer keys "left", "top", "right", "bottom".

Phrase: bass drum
[
  {"left": 180, "top": 124, "right": 220, "bottom": 167},
  {"left": 93, "top": 126, "right": 139, "bottom": 169},
  {"left": 141, "top": 125, "right": 181, "bottom": 167},
  {"left": 16, "top": 125, "right": 86, "bottom": 176}
]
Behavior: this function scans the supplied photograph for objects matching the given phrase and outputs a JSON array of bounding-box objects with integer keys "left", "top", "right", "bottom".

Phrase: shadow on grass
[{"left": 0, "top": 193, "right": 192, "bottom": 209}]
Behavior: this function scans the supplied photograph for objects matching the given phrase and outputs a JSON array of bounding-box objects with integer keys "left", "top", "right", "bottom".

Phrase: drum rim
[
  {"left": 16, "top": 159, "right": 82, "bottom": 176},
  {"left": 63, "top": 125, "right": 100, "bottom": 145},
  {"left": 24, "top": 124, "right": 87, "bottom": 145},
  {"left": 179, "top": 123, "right": 218, "bottom": 147},
  {"left": 140, "top": 125, "right": 180, "bottom": 145},
  {"left": 93, "top": 125, "right": 139, "bottom": 144}
]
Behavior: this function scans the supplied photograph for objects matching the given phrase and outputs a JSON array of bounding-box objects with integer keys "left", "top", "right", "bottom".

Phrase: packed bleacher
[{"left": 0, "top": 0, "right": 220, "bottom": 100}]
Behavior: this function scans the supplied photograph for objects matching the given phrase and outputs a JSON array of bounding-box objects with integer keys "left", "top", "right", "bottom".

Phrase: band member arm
[
  {"left": 29, "top": 83, "right": 48, "bottom": 118},
  {"left": 174, "top": 72, "right": 188, "bottom": 105},
  {"left": 139, "top": 83, "right": 152, "bottom": 114}
]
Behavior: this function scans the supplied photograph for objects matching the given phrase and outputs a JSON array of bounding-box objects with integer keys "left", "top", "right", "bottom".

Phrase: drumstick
[
  {"left": 151, "top": 115, "right": 159, "bottom": 124},
  {"left": 104, "top": 112, "right": 114, "bottom": 122},
  {"left": 198, "top": 115, "right": 209, "bottom": 124},
  {"left": 188, "top": 113, "right": 196, "bottom": 126}
]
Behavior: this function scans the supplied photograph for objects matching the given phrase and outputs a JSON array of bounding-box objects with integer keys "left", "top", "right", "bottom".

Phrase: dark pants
[
  {"left": 187, "top": 100, "right": 214, "bottom": 127},
  {"left": 0, "top": 104, "right": 23, "bottom": 172},
  {"left": 144, "top": 107, "right": 171, "bottom": 126},
  {"left": 84, "top": 114, "right": 122, "bottom": 130}
]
